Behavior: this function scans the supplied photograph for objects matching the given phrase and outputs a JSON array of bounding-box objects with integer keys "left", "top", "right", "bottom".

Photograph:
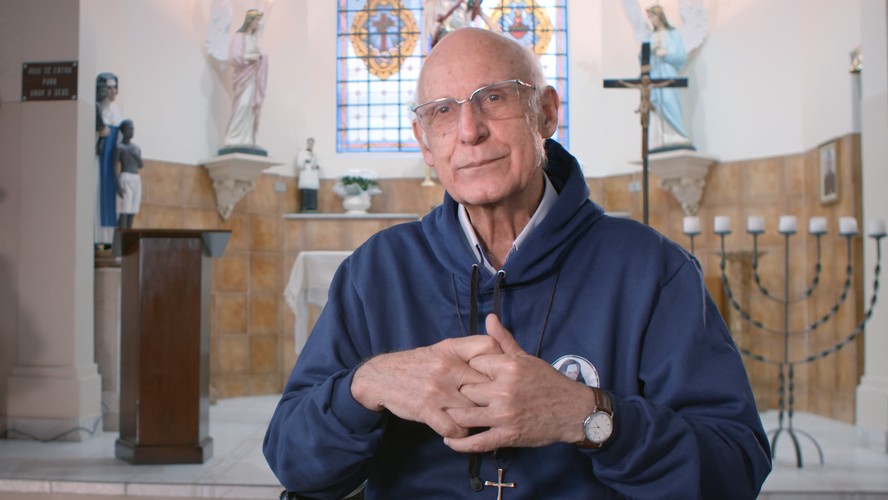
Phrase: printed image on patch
[{"left": 552, "top": 355, "right": 599, "bottom": 388}]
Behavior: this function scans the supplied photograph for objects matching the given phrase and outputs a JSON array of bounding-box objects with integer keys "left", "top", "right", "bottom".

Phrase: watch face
[{"left": 584, "top": 411, "right": 614, "bottom": 443}]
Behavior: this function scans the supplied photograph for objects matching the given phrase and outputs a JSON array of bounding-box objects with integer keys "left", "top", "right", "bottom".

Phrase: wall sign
[{"left": 22, "top": 61, "right": 78, "bottom": 101}]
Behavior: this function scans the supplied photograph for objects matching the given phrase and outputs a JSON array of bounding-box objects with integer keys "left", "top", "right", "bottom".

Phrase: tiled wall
[{"left": 132, "top": 133, "right": 863, "bottom": 423}]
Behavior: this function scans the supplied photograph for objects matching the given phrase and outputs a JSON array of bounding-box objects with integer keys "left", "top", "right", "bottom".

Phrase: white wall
[
  {"left": 79, "top": 0, "right": 862, "bottom": 179},
  {"left": 857, "top": 0, "right": 888, "bottom": 450}
]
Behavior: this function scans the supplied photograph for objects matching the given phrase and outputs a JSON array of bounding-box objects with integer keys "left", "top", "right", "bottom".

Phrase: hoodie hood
[{"left": 421, "top": 139, "right": 605, "bottom": 288}]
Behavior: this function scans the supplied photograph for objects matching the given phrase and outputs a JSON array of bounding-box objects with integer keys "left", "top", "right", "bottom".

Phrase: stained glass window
[{"left": 337, "top": 0, "right": 569, "bottom": 152}]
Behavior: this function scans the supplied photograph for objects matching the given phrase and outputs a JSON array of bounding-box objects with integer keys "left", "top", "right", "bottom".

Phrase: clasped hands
[{"left": 351, "top": 314, "right": 594, "bottom": 453}]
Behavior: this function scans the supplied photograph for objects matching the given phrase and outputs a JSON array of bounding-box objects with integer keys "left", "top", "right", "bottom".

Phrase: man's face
[{"left": 412, "top": 30, "right": 557, "bottom": 208}]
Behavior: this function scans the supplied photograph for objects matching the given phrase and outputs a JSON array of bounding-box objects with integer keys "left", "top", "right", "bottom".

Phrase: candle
[
  {"left": 713, "top": 216, "right": 731, "bottom": 234},
  {"left": 778, "top": 215, "right": 798, "bottom": 235},
  {"left": 683, "top": 216, "right": 701, "bottom": 235},
  {"left": 808, "top": 217, "right": 827, "bottom": 235},
  {"left": 746, "top": 216, "right": 765, "bottom": 234},
  {"left": 839, "top": 217, "right": 858, "bottom": 236},
  {"left": 867, "top": 219, "right": 887, "bottom": 237}
]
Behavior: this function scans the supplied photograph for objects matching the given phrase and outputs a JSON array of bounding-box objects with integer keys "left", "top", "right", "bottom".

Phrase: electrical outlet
[
  {"left": 628, "top": 180, "right": 641, "bottom": 192},
  {"left": 274, "top": 181, "right": 286, "bottom": 193}
]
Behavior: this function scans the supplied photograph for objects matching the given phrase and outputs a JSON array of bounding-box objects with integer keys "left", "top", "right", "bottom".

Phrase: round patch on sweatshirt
[{"left": 552, "top": 355, "right": 599, "bottom": 388}]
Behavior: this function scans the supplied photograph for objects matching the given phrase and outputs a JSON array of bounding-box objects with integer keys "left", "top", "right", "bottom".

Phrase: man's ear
[
  {"left": 537, "top": 86, "right": 560, "bottom": 138},
  {"left": 412, "top": 119, "right": 435, "bottom": 166}
]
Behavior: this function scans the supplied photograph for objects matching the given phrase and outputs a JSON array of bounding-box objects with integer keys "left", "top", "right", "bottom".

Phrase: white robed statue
[{"left": 206, "top": 2, "right": 273, "bottom": 156}]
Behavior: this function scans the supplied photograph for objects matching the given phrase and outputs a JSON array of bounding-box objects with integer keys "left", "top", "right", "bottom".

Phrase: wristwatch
[{"left": 576, "top": 387, "right": 614, "bottom": 449}]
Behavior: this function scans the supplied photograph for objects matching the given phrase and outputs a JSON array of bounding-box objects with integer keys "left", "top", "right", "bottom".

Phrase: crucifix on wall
[{"left": 603, "top": 42, "right": 688, "bottom": 225}]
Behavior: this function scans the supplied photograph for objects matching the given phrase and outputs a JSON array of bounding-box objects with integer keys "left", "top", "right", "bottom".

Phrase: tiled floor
[{"left": 0, "top": 395, "right": 886, "bottom": 499}]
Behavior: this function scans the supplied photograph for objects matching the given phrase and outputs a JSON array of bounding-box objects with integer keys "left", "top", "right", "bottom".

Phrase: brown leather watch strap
[{"left": 575, "top": 387, "right": 614, "bottom": 449}]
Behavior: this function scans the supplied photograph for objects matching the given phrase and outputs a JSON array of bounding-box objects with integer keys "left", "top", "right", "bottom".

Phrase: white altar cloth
[{"left": 284, "top": 251, "right": 352, "bottom": 353}]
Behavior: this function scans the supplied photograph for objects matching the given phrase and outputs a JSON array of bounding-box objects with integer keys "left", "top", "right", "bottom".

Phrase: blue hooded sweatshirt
[{"left": 264, "top": 140, "right": 772, "bottom": 499}]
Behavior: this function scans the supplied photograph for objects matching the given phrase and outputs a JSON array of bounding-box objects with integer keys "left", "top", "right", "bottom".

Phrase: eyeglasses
[{"left": 412, "top": 79, "right": 536, "bottom": 135}]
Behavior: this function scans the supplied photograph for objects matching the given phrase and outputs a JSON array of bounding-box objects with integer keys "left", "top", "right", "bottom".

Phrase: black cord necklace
[{"left": 453, "top": 266, "right": 562, "bottom": 495}]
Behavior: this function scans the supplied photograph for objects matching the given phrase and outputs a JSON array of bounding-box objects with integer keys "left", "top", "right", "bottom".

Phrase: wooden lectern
[{"left": 114, "top": 229, "right": 230, "bottom": 464}]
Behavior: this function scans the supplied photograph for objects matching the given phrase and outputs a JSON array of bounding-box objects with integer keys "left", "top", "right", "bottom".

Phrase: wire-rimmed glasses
[{"left": 411, "top": 79, "right": 537, "bottom": 136}]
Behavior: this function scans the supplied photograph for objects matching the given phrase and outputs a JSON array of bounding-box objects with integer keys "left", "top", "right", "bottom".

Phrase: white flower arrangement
[{"left": 333, "top": 169, "right": 383, "bottom": 198}]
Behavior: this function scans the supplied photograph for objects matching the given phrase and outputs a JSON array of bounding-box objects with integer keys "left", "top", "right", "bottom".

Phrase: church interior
[{"left": 1, "top": 0, "right": 888, "bottom": 498}]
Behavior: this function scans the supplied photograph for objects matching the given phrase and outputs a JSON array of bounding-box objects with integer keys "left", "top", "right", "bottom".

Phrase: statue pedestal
[
  {"left": 649, "top": 150, "right": 718, "bottom": 216},
  {"left": 202, "top": 153, "right": 282, "bottom": 220}
]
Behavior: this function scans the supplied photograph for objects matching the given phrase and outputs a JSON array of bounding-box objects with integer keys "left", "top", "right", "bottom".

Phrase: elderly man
[{"left": 264, "top": 28, "right": 771, "bottom": 499}]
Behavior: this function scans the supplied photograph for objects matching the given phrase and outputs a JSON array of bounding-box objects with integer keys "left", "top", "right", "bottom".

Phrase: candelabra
[{"left": 682, "top": 214, "right": 886, "bottom": 468}]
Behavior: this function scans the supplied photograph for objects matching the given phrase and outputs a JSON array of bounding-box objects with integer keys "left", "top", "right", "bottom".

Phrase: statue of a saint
[{"left": 220, "top": 9, "right": 269, "bottom": 155}]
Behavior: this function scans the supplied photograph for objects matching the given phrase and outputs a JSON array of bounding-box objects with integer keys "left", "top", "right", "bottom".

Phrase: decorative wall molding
[
  {"left": 202, "top": 154, "right": 282, "bottom": 220},
  {"left": 649, "top": 150, "right": 718, "bottom": 216}
]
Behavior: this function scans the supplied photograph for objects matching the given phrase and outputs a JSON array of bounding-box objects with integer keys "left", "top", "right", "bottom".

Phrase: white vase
[{"left": 342, "top": 192, "right": 372, "bottom": 214}]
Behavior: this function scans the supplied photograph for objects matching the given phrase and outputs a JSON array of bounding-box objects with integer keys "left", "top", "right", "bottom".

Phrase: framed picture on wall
[{"left": 818, "top": 139, "right": 839, "bottom": 205}]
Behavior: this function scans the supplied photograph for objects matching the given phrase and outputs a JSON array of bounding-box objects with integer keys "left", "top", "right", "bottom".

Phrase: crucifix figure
[
  {"left": 484, "top": 468, "right": 515, "bottom": 500},
  {"left": 603, "top": 42, "right": 688, "bottom": 225}
]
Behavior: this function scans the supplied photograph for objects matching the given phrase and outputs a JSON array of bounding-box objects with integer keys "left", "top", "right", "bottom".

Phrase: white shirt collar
[{"left": 458, "top": 173, "right": 558, "bottom": 274}]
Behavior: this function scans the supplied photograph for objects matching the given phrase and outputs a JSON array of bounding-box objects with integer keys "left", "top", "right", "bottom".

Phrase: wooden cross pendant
[{"left": 484, "top": 468, "right": 516, "bottom": 500}]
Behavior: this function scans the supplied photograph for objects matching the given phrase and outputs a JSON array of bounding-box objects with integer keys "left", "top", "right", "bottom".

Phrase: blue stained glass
[{"left": 337, "top": 0, "right": 568, "bottom": 152}]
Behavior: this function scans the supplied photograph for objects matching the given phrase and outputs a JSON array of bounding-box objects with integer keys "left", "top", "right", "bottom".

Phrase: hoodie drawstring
[
  {"left": 465, "top": 267, "right": 561, "bottom": 492},
  {"left": 492, "top": 270, "right": 506, "bottom": 320},
  {"left": 469, "top": 265, "right": 480, "bottom": 334}
]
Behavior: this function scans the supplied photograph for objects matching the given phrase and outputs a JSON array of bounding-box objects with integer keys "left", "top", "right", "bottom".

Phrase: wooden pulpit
[{"left": 114, "top": 229, "right": 230, "bottom": 464}]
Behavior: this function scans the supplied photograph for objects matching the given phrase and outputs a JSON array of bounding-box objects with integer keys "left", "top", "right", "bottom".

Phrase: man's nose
[{"left": 456, "top": 101, "right": 488, "bottom": 144}]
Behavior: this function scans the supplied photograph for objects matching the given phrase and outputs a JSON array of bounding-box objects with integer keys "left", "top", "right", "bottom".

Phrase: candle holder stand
[{"left": 691, "top": 224, "right": 884, "bottom": 468}]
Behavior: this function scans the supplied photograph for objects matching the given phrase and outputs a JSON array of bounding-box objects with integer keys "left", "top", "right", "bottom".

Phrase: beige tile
[
  {"left": 601, "top": 175, "right": 639, "bottom": 214},
  {"left": 213, "top": 374, "right": 249, "bottom": 399},
  {"left": 182, "top": 207, "right": 221, "bottom": 231},
  {"left": 144, "top": 205, "right": 182, "bottom": 229},
  {"left": 250, "top": 293, "right": 278, "bottom": 334},
  {"left": 182, "top": 164, "right": 217, "bottom": 209},
  {"left": 215, "top": 253, "right": 248, "bottom": 293},
  {"left": 221, "top": 212, "right": 250, "bottom": 253},
  {"left": 145, "top": 161, "right": 184, "bottom": 206},
  {"left": 280, "top": 177, "right": 299, "bottom": 214},
  {"left": 213, "top": 334, "right": 249, "bottom": 374},
  {"left": 246, "top": 174, "right": 279, "bottom": 213},
  {"left": 250, "top": 213, "right": 279, "bottom": 252},
  {"left": 702, "top": 161, "right": 741, "bottom": 207},
  {"left": 216, "top": 293, "right": 247, "bottom": 334},
  {"left": 786, "top": 152, "right": 809, "bottom": 199},
  {"left": 743, "top": 157, "right": 786, "bottom": 201},
  {"left": 250, "top": 335, "right": 279, "bottom": 374},
  {"left": 250, "top": 254, "right": 281, "bottom": 294}
]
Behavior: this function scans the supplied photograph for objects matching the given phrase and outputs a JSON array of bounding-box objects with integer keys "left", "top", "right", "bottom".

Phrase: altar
[{"left": 284, "top": 250, "right": 352, "bottom": 353}]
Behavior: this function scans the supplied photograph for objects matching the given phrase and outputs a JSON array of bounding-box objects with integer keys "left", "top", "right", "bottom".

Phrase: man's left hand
[{"left": 443, "top": 314, "right": 596, "bottom": 453}]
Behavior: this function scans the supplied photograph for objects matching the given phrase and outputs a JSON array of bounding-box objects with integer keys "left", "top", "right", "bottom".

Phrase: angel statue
[
  {"left": 622, "top": 0, "right": 707, "bottom": 152},
  {"left": 206, "top": 2, "right": 273, "bottom": 156}
]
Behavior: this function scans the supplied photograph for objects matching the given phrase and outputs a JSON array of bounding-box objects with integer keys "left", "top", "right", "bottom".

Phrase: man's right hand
[{"left": 351, "top": 335, "right": 502, "bottom": 439}]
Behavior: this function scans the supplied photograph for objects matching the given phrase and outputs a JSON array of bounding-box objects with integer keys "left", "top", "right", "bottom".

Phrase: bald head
[{"left": 416, "top": 28, "right": 545, "bottom": 104}]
